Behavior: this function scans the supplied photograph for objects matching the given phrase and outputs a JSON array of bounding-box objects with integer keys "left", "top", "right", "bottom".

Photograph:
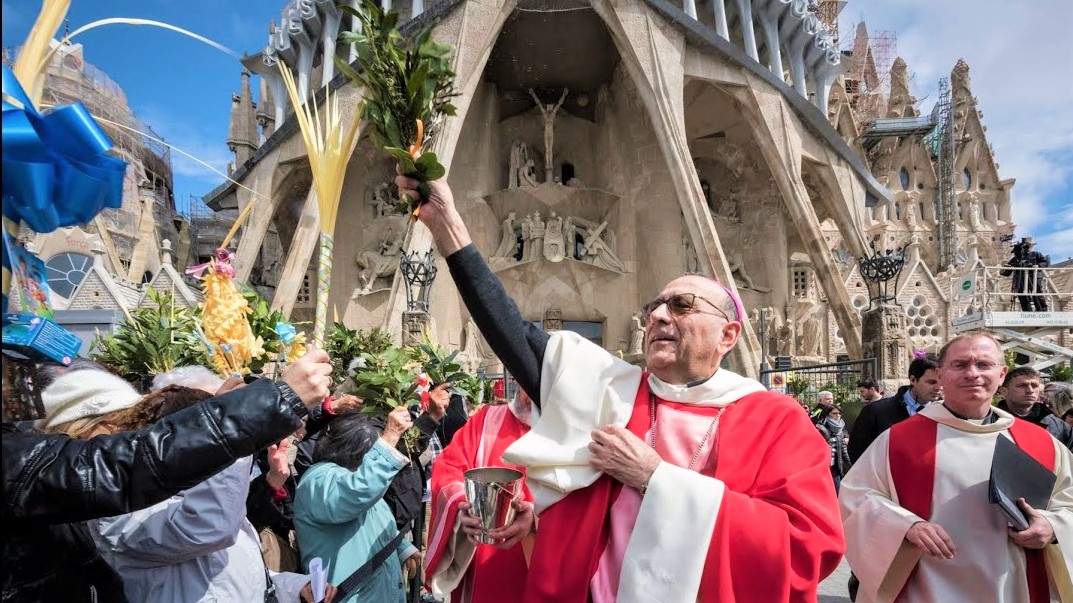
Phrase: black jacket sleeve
[
  {"left": 446, "top": 245, "right": 549, "bottom": 406},
  {"left": 3, "top": 378, "right": 304, "bottom": 524}
]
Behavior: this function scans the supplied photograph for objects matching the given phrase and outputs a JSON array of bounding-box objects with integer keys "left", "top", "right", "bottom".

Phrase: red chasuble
[
  {"left": 523, "top": 377, "right": 845, "bottom": 602},
  {"left": 425, "top": 405, "right": 532, "bottom": 603}
]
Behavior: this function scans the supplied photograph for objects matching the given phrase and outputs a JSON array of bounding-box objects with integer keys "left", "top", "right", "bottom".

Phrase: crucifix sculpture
[{"left": 528, "top": 88, "right": 569, "bottom": 183}]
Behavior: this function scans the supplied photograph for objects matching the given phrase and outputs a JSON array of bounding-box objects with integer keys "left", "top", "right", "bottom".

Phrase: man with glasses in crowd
[
  {"left": 840, "top": 332, "right": 1073, "bottom": 602},
  {"left": 398, "top": 175, "right": 843, "bottom": 602}
]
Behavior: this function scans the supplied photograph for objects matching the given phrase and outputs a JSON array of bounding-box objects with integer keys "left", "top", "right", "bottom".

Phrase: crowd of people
[{"left": 2, "top": 173, "right": 1072, "bottom": 603}]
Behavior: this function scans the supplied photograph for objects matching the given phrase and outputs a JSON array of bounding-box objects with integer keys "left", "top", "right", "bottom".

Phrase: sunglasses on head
[{"left": 640, "top": 292, "right": 732, "bottom": 324}]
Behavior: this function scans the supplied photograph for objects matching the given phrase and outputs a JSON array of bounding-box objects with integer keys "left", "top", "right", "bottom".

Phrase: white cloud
[{"left": 841, "top": 0, "right": 1073, "bottom": 260}]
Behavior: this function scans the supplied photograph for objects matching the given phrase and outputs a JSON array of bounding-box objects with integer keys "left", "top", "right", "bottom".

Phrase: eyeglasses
[{"left": 640, "top": 293, "right": 731, "bottom": 324}]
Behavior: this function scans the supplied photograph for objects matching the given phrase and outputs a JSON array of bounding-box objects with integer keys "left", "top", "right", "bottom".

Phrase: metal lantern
[
  {"left": 399, "top": 249, "right": 438, "bottom": 312},
  {"left": 858, "top": 240, "right": 906, "bottom": 307}
]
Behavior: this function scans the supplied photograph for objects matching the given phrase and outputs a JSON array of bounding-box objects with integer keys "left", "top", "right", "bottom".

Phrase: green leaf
[{"left": 384, "top": 146, "right": 417, "bottom": 173}]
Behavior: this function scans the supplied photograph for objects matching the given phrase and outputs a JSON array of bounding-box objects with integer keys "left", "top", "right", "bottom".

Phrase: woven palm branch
[{"left": 279, "top": 64, "right": 362, "bottom": 346}]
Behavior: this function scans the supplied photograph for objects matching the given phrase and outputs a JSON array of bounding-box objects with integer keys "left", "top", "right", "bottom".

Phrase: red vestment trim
[{"left": 888, "top": 414, "right": 1055, "bottom": 603}]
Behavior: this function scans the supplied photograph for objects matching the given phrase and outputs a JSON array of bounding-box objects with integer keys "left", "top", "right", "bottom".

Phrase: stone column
[
  {"left": 402, "top": 311, "right": 430, "bottom": 347},
  {"left": 592, "top": 0, "right": 763, "bottom": 378},
  {"left": 380, "top": 0, "right": 519, "bottom": 342},
  {"left": 861, "top": 303, "right": 909, "bottom": 395},
  {"left": 271, "top": 187, "right": 320, "bottom": 318}
]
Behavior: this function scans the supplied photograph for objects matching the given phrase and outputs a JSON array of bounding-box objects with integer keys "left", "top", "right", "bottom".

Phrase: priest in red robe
[
  {"left": 841, "top": 332, "right": 1073, "bottom": 602},
  {"left": 399, "top": 175, "right": 845, "bottom": 602},
  {"left": 424, "top": 391, "right": 535, "bottom": 603}
]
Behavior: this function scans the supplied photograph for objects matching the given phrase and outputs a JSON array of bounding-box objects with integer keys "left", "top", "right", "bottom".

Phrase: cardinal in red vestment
[{"left": 398, "top": 175, "right": 845, "bottom": 603}]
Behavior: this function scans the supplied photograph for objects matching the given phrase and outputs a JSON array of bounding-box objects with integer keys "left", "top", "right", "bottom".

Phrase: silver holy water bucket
[{"left": 463, "top": 467, "right": 523, "bottom": 544}]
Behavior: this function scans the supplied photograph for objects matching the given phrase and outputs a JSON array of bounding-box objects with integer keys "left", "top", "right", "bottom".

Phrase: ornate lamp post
[
  {"left": 858, "top": 241, "right": 909, "bottom": 391},
  {"left": 858, "top": 243, "right": 906, "bottom": 309},
  {"left": 399, "top": 249, "right": 437, "bottom": 345}
]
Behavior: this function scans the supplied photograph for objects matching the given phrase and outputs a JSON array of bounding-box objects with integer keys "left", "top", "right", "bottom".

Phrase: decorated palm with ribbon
[
  {"left": 278, "top": 65, "right": 362, "bottom": 348},
  {"left": 186, "top": 248, "right": 262, "bottom": 376}
]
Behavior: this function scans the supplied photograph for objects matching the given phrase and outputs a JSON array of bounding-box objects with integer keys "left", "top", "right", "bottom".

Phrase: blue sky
[
  {"left": 2, "top": 0, "right": 283, "bottom": 215},
  {"left": 3, "top": 0, "right": 1071, "bottom": 261}
]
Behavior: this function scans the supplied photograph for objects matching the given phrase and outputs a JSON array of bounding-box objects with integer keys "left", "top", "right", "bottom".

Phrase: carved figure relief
[
  {"left": 493, "top": 212, "right": 519, "bottom": 260},
  {"left": 905, "top": 201, "right": 920, "bottom": 230},
  {"left": 628, "top": 312, "right": 644, "bottom": 356},
  {"left": 509, "top": 140, "right": 539, "bottom": 188},
  {"left": 519, "top": 215, "right": 533, "bottom": 261},
  {"left": 543, "top": 212, "right": 565, "bottom": 262},
  {"left": 355, "top": 233, "right": 402, "bottom": 293},
  {"left": 528, "top": 88, "right": 569, "bottom": 183},
  {"left": 775, "top": 319, "right": 793, "bottom": 357},
  {"left": 576, "top": 218, "right": 625, "bottom": 272},
  {"left": 368, "top": 181, "right": 396, "bottom": 218},
  {"left": 797, "top": 304, "right": 822, "bottom": 357},
  {"left": 529, "top": 213, "right": 545, "bottom": 262},
  {"left": 968, "top": 193, "right": 983, "bottom": 231},
  {"left": 716, "top": 186, "right": 742, "bottom": 222}
]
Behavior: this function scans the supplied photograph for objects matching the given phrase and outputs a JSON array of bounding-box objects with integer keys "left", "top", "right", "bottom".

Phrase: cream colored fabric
[
  {"left": 616, "top": 462, "right": 725, "bottom": 603},
  {"left": 840, "top": 404, "right": 1073, "bottom": 602},
  {"left": 502, "top": 331, "right": 642, "bottom": 512},
  {"left": 501, "top": 330, "right": 768, "bottom": 601}
]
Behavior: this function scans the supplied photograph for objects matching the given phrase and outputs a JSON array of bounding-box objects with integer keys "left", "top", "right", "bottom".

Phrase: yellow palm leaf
[{"left": 278, "top": 65, "right": 362, "bottom": 235}]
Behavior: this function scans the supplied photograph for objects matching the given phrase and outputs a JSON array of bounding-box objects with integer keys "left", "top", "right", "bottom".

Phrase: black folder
[{"left": 989, "top": 434, "right": 1056, "bottom": 531}]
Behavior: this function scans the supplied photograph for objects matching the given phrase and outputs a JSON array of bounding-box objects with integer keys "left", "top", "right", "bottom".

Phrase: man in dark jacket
[
  {"left": 1, "top": 350, "right": 333, "bottom": 603},
  {"left": 998, "top": 366, "right": 1073, "bottom": 449},
  {"left": 848, "top": 354, "right": 942, "bottom": 463}
]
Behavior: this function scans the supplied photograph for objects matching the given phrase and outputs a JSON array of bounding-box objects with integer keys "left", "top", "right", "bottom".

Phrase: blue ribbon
[{"left": 2, "top": 64, "right": 126, "bottom": 233}]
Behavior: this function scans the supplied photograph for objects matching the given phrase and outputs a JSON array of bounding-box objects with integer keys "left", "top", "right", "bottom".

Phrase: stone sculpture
[
  {"left": 519, "top": 215, "right": 533, "bottom": 261},
  {"left": 798, "top": 306, "right": 822, "bottom": 357},
  {"left": 529, "top": 88, "right": 569, "bottom": 183},
  {"left": 578, "top": 220, "right": 625, "bottom": 272},
  {"left": 628, "top": 312, "right": 644, "bottom": 356},
  {"left": 726, "top": 250, "right": 756, "bottom": 290},
  {"left": 543, "top": 212, "right": 565, "bottom": 262},
  {"left": 355, "top": 234, "right": 402, "bottom": 293},
  {"left": 968, "top": 193, "right": 983, "bottom": 231},
  {"left": 493, "top": 212, "right": 519, "bottom": 259},
  {"left": 564, "top": 217, "right": 578, "bottom": 260},
  {"left": 509, "top": 141, "right": 540, "bottom": 189},
  {"left": 529, "top": 213, "right": 545, "bottom": 262},
  {"left": 369, "top": 181, "right": 394, "bottom": 218},
  {"left": 905, "top": 201, "right": 920, "bottom": 230}
]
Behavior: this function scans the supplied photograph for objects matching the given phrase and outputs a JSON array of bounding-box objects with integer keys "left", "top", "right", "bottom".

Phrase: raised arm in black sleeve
[
  {"left": 3, "top": 378, "right": 304, "bottom": 524},
  {"left": 445, "top": 244, "right": 549, "bottom": 406}
]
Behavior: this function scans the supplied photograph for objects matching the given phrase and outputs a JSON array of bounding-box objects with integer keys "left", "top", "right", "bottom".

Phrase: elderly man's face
[
  {"left": 643, "top": 275, "right": 741, "bottom": 384},
  {"left": 938, "top": 336, "right": 1008, "bottom": 417}
]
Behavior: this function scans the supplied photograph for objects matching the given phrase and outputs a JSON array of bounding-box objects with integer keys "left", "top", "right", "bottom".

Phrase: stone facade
[{"left": 204, "top": 0, "right": 1065, "bottom": 378}]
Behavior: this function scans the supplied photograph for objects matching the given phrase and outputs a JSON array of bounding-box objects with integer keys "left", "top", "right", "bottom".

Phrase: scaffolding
[
  {"left": 842, "top": 26, "right": 897, "bottom": 126},
  {"left": 811, "top": 1, "right": 845, "bottom": 47},
  {"left": 949, "top": 264, "right": 1073, "bottom": 373},
  {"left": 927, "top": 77, "right": 957, "bottom": 269}
]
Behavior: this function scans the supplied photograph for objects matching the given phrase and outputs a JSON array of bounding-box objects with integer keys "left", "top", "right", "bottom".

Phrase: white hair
[
  {"left": 151, "top": 366, "right": 224, "bottom": 394},
  {"left": 818, "top": 390, "right": 834, "bottom": 400}
]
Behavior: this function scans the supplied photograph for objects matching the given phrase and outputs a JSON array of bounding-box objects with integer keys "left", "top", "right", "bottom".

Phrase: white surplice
[{"left": 840, "top": 404, "right": 1073, "bottom": 602}]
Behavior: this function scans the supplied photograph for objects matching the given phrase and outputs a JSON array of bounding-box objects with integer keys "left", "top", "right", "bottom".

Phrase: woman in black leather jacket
[{"left": 1, "top": 350, "right": 333, "bottom": 603}]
